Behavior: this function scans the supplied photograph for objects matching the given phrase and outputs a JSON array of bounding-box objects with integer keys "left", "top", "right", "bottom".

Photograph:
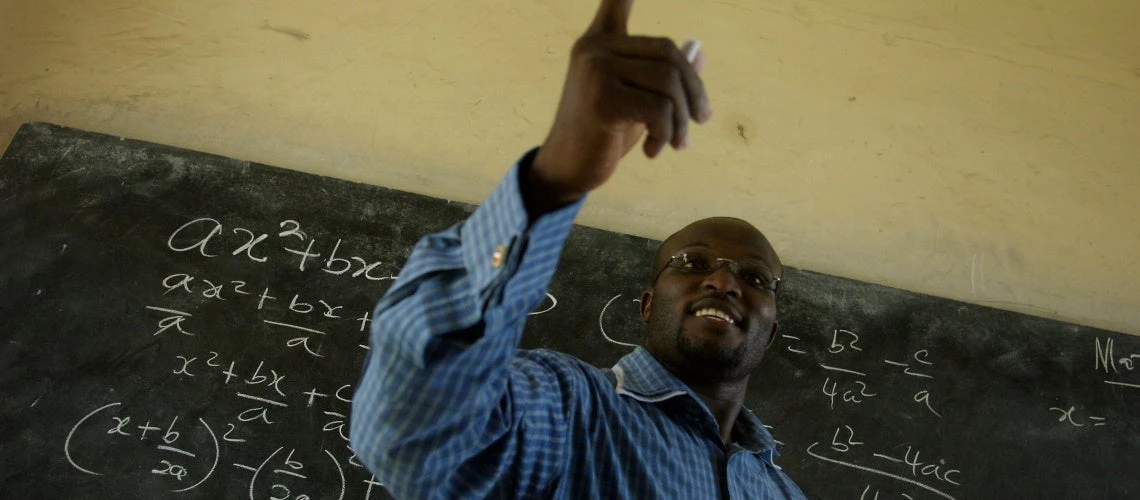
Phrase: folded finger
[
  {"left": 608, "top": 83, "right": 675, "bottom": 158},
  {"left": 605, "top": 37, "right": 711, "bottom": 123},
  {"left": 609, "top": 59, "right": 690, "bottom": 150}
]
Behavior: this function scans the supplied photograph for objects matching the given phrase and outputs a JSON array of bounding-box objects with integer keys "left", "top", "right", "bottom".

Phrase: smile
[{"left": 694, "top": 307, "right": 736, "bottom": 325}]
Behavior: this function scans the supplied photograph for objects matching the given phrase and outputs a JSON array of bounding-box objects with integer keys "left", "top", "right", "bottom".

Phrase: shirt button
[{"left": 491, "top": 245, "right": 506, "bottom": 268}]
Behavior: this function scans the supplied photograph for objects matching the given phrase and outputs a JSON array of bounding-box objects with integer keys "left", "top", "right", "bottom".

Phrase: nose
[{"left": 701, "top": 264, "right": 742, "bottom": 297}]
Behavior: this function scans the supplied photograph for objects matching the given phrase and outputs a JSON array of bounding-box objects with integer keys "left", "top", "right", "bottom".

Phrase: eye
[
  {"left": 739, "top": 264, "right": 775, "bottom": 290},
  {"left": 679, "top": 253, "right": 712, "bottom": 272},
  {"left": 741, "top": 271, "right": 767, "bottom": 288}
]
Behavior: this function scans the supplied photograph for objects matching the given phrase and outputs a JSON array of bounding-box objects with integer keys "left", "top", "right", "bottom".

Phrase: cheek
[
  {"left": 646, "top": 287, "right": 688, "bottom": 327},
  {"left": 747, "top": 296, "right": 778, "bottom": 328},
  {"left": 651, "top": 281, "right": 689, "bottom": 311}
]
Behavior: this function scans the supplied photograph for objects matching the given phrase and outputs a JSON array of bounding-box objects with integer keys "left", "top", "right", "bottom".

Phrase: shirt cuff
[{"left": 461, "top": 147, "right": 585, "bottom": 305}]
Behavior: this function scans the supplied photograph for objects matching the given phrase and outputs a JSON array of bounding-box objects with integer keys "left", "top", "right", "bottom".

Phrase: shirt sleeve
[{"left": 349, "top": 148, "right": 585, "bottom": 498}]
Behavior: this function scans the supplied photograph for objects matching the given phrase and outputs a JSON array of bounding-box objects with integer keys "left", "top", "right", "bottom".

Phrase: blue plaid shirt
[{"left": 350, "top": 151, "right": 806, "bottom": 499}]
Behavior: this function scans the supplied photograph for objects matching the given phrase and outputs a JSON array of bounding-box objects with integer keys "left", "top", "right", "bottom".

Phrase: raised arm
[{"left": 350, "top": 0, "right": 711, "bottom": 496}]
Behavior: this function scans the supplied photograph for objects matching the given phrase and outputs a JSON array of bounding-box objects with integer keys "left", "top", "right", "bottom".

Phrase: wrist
[{"left": 522, "top": 147, "right": 585, "bottom": 219}]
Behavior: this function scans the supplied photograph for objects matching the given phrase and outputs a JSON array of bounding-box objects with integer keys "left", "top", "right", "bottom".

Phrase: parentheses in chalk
[
  {"left": 249, "top": 447, "right": 283, "bottom": 500},
  {"left": 324, "top": 449, "right": 346, "bottom": 500},
  {"left": 65, "top": 402, "right": 123, "bottom": 476},
  {"left": 598, "top": 294, "right": 639, "bottom": 348},
  {"left": 170, "top": 418, "right": 220, "bottom": 493},
  {"left": 528, "top": 293, "right": 558, "bottom": 316}
]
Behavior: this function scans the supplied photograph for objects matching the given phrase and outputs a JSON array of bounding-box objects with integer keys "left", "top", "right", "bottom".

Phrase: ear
[
  {"left": 639, "top": 289, "right": 653, "bottom": 323},
  {"left": 763, "top": 321, "right": 779, "bottom": 349}
]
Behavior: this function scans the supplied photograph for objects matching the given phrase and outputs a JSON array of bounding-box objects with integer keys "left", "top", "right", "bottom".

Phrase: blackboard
[{"left": 1, "top": 122, "right": 1137, "bottom": 499}]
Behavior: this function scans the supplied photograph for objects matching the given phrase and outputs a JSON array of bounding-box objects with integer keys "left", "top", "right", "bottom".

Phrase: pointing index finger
[{"left": 587, "top": 0, "right": 634, "bottom": 35}]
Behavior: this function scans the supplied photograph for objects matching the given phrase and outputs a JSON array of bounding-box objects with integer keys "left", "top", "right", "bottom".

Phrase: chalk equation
[
  {"left": 1049, "top": 405, "right": 1107, "bottom": 428},
  {"left": 65, "top": 402, "right": 219, "bottom": 493},
  {"left": 805, "top": 425, "right": 961, "bottom": 500},
  {"left": 777, "top": 327, "right": 948, "bottom": 419},
  {"left": 148, "top": 272, "right": 375, "bottom": 358},
  {"left": 167, "top": 217, "right": 398, "bottom": 281},
  {"left": 63, "top": 401, "right": 391, "bottom": 499},
  {"left": 233, "top": 447, "right": 346, "bottom": 500},
  {"left": 167, "top": 353, "right": 355, "bottom": 442},
  {"left": 1031, "top": 335, "right": 1139, "bottom": 432},
  {"left": 54, "top": 215, "right": 405, "bottom": 497}
]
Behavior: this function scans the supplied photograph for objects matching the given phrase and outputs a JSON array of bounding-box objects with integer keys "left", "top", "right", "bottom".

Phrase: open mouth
[{"left": 693, "top": 307, "right": 737, "bottom": 326}]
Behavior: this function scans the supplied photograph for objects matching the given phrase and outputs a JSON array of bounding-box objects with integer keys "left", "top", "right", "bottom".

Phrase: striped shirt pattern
[{"left": 350, "top": 150, "right": 807, "bottom": 499}]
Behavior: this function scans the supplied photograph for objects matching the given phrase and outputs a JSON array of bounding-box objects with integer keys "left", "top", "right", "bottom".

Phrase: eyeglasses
[{"left": 653, "top": 249, "right": 781, "bottom": 293}]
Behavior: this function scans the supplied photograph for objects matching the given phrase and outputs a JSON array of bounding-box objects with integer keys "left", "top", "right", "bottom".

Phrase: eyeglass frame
[{"left": 651, "top": 251, "right": 782, "bottom": 293}]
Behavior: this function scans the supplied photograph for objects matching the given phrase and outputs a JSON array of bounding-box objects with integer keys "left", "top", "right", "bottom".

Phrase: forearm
[{"left": 349, "top": 149, "right": 583, "bottom": 491}]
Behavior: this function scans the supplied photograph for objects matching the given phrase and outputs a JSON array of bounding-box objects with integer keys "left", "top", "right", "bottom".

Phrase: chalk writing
[
  {"left": 1095, "top": 337, "right": 1140, "bottom": 392},
  {"left": 173, "top": 356, "right": 197, "bottom": 377},
  {"left": 235, "top": 447, "right": 347, "bottom": 500},
  {"left": 780, "top": 334, "right": 807, "bottom": 354},
  {"left": 860, "top": 485, "right": 915, "bottom": 499},
  {"left": 1094, "top": 337, "right": 1140, "bottom": 374},
  {"left": 598, "top": 294, "right": 639, "bottom": 348},
  {"left": 884, "top": 349, "right": 943, "bottom": 418},
  {"left": 817, "top": 334, "right": 879, "bottom": 410},
  {"left": 828, "top": 329, "right": 863, "bottom": 354},
  {"left": 165, "top": 217, "right": 397, "bottom": 281},
  {"left": 872, "top": 445, "right": 961, "bottom": 486},
  {"left": 146, "top": 306, "right": 195, "bottom": 336},
  {"left": 1049, "top": 405, "right": 1107, "bottom": 428},
  {"left": 65, "top": 403, "right": 220, "bottom": 492},
  {"left": 265, "top": 320, "right": 328, "bottom": 358},
  {"left": 821, "top": 377, "right": 878, "bottom": 409},
  {"left": 528, "top": 293, "right": 558, "bottom": 316},
  {"left": 830, "top": 425, "right": 864, "bottom": 452},
  {"left": 806, "top": 426, "right": 961, "bottom": 500}
]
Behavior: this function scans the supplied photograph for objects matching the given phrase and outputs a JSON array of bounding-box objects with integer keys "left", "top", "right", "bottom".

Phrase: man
[{"left": 350, "top": 0, "right": 806, "bottom": 497}]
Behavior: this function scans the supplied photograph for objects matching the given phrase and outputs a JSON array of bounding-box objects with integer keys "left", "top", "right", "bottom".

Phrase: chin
[{"left": 677, "top": 333, "right": 747, "bottom": 371}]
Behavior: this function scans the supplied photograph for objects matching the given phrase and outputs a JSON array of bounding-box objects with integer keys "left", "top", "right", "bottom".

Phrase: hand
[{"left": 525, "top": 0, "right": 712, "bottom": 216}]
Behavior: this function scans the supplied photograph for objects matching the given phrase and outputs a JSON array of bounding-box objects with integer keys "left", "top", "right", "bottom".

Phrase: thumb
[{"left": 587, "top": 0, "right": 633, "bottom": 35}]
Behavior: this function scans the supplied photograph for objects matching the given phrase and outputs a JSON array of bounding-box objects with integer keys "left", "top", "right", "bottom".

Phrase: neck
[
  {"left": 642, "top": 345, "right": 754, "bottom": 446},
  {"left": 687, "top": 376, "right": 750, "bottom": 445}
]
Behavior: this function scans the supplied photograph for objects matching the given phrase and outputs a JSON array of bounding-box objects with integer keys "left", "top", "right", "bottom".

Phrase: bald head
[{"left": 651, "top": 217, "right": 782, "bottom": 284}]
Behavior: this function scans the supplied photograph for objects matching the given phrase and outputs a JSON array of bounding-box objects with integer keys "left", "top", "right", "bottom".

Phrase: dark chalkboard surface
[{"left": 1, "top": 123, "right": 1137, "bottom": 499}]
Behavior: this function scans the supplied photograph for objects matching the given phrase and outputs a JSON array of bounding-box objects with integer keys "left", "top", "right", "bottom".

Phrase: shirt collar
[
  {"left": 731, "top": 403, "right": 780, "bottom": 458},
  {"left": 611, "top": 347, "right": 691, "bottom": 402},
  {"left": 611, "top": 347, "right": 779, "bottom": 458}
]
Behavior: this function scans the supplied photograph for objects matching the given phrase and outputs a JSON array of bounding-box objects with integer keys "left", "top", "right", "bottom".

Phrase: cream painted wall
[{"left": 2, "top": 0, "right": 1137, "bottom": 334}]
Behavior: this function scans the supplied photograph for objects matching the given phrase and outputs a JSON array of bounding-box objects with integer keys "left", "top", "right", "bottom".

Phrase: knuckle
[
  {"left": 651, "top": 36, "right": 677, "bottom": 53},
  {"left": 571, "top": 36, "right": 596, "bottom": 56},
  {"left": 578, "top": 48, "right": 606, "bottom": 70}
]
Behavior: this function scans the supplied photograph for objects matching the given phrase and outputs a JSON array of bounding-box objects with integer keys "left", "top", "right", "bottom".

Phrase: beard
[{"left": 673, "top": 322, "right": 748, "bottom": 373}]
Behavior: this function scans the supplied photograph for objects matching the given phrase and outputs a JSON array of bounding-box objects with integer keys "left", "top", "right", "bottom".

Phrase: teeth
[{"left": 695, "top": 307, "right": 734, "bottom": 324}]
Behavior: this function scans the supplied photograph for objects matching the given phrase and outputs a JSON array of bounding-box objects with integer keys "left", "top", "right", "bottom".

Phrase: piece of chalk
[{"left": 681, "top": 38, "right": 701, "bottom": 64}]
